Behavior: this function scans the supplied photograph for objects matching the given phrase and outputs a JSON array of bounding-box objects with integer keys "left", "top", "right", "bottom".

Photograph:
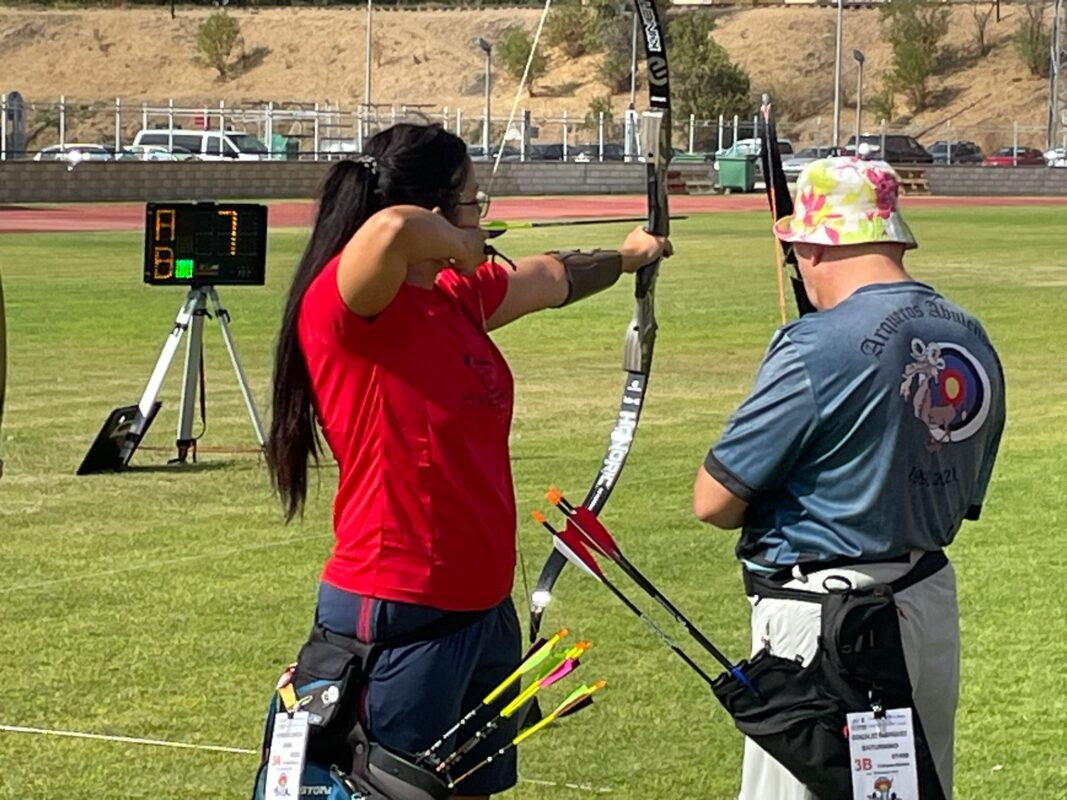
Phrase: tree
[
  {"left": 971, "top": 2, "right": 996, "bottom": 57},
  {"left": 1013, "top": 0, "right": 1052, "bottom": 78},
  {"left": 880, "top": 0, "right": 950, "bottom": 112},
  {"left": 668, "top": 13, "right": 752, "bottom": 121},
  {"left": 196, "top": 11, "right": 242, "bottom": 81},
  {"left": 543, "top": 1, "right": 596, "bottom": 58},
  {"left": 498, "top": 26, "right": 547, "bottom": 96}
]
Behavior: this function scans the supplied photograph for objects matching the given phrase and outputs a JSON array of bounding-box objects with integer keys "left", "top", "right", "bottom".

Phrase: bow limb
[
  {"left": 759, "top": 96, "right": 816, "bottom": 319},
  {"left": 528, "top": 0, "right": 671, "bottom": 641}
]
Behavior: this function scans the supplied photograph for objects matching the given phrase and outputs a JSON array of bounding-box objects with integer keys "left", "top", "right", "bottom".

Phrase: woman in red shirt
[{"left": 266, "top": 123, "right": 669, "bottom": 798}]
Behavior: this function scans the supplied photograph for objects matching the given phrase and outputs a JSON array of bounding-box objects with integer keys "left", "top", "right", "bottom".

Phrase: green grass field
[{"left": 0, "top": 205, "right": 1065, "bottom": 799}]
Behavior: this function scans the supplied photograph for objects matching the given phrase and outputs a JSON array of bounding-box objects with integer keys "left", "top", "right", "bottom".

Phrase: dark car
[
  {"left": 982, "top": 146, "right": 1046, "bottom": 167},
  {"left": 845, "top": 133, "right": 933, "bottom": 164},
  {"left": 927, "top": 140, "right": 984, "bottom": 164},
  {"left": 528, "top": 143, "right": 564, "bottom": 161}
]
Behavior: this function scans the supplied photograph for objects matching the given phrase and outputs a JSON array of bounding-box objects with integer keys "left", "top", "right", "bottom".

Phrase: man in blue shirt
[{"left": 694, "top": 157, "right": 1005, "bottom": 800}]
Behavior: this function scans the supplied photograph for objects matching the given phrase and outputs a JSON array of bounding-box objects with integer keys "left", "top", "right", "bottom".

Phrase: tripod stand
[
  {"left": 138, "top": 284, "right": 266, "bottom": 463},
  {"left": 78, "top": 285, "right": 265, "bottom": 474}
]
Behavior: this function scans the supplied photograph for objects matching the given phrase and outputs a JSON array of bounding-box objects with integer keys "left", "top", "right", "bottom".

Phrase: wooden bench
[{"left": 895, "top": 166, "right": 930, "bottom": 196}]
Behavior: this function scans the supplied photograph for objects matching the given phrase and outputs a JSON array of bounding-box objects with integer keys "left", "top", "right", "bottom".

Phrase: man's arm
[{"left": 693, "top": 466, "right": 748, "bottom": 529}]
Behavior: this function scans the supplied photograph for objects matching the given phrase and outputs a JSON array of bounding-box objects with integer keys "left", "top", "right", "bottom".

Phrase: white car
[
  {"left": 1044, "top": 147, "right": 1067, "bottom": 168},
  {"left": 117, "top": 144, "right": 199, "bottom": 162},
  {"left": 32, "top": 143, "right": 113, "bottom": 163}
]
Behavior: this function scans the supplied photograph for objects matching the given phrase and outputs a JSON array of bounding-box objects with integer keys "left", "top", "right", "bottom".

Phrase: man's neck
[{"left": 809, "top": 252, "right": 911, "bottom": 310}]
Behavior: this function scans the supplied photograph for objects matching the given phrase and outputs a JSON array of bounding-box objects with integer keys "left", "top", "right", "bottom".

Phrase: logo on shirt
[
  {"left": 463, "top": 355, "right": 509, "bottom": 413},
  {"left": 899, "top": 338, "right": 992, "bottom": 452}
]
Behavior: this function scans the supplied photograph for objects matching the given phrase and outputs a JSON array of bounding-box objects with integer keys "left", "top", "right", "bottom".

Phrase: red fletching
[
  {"left": 554, "top": 524, "right": 605, "bottom": 580},
  {"left": 570, "top": 505, "right": 622, "bottom": 559}
]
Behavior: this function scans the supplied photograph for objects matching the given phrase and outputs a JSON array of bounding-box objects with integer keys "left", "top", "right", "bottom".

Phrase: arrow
[
  {"left": 435, "top": 640, "right": 589, "bottom": 775},
  {"left": 532, "top": 511, "right": 719, "bottom": 689},
  {"left": 449, "top": 681, "right": 606, "bottom": 789},
  {"left": 419, "top": 628, "right": 568, "bottom": 765},
  {"left": 483, "top": 216, "right": 688, "bottom": 239},
  {"left": 543, "top": 490, "right": 759, "bottom": 697}
]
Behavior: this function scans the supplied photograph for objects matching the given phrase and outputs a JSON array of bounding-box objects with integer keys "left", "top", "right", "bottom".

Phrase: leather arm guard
[{"left": 547, "top": 249, "right": 623, "bottom": 307}]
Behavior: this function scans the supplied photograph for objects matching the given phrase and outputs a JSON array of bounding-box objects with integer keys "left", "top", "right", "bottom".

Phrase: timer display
[{"left": 144, "top": 202, "right": 267, "bottom": 286}]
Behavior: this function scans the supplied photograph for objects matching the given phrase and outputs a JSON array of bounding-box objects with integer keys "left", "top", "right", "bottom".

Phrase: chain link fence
[{"left": 3, "top": 94, "right": 1063, "bottom": 165}]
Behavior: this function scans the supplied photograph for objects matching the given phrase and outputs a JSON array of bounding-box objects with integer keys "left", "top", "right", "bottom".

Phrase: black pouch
[{"left": 712, "top": 554, "right": 948, "bottom": 800}]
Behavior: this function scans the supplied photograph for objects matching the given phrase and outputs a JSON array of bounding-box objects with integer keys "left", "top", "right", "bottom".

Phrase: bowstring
[{"left": 486, "top": 0, "right": 553, "bottom": 200}]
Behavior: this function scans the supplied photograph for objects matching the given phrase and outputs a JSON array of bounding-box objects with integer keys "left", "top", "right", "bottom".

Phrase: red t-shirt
[{"left": 297, "top": 256, "right": 516, "bottom": 611}]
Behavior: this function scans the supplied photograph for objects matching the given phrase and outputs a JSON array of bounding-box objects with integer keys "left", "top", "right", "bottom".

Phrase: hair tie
[{"left": 353, "top": 154, "right": 379, "bottom": 176}]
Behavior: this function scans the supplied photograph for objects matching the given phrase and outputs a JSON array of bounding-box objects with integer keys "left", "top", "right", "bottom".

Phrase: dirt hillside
[{"left": 0, "top": 4, "right": 1055, "bottom": 153}]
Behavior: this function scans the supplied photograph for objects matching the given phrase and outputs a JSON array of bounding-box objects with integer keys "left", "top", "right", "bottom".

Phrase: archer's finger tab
[{"left": 547, "top": 250, "right": 623, "bottom": 307}]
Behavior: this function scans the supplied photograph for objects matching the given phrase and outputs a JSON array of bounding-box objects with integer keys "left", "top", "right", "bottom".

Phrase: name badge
[
  {"left": 847, "top": 707, "right": 919, "bottom": 799},
  {"left": 265, "top": 711, "right": 310, "bottom": 797}
]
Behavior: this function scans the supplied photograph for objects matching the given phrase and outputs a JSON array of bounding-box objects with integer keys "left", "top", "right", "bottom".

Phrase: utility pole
[
  {"left": 1050, "top": 0, "right": 1064, "bottom": 151},
  {"left": 831, "top": 0, "right": 844, "bottom": 148},
  {"left": 363, "top": 0, "right": 373, "bottom": 142}
]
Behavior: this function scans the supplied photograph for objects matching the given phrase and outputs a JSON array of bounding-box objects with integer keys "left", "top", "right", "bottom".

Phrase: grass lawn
[{"left": 0, "top": 205, "right": 1064, "bottom": 799}]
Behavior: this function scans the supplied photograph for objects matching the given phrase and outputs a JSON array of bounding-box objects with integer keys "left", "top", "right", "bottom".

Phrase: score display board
[{"left": 144, "top": 202, "right": 268, "bottom": 286}]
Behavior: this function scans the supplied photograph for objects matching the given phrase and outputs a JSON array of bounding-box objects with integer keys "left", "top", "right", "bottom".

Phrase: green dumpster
[{"left": 716, "top": 153, "right": 758, "bottom": 193}]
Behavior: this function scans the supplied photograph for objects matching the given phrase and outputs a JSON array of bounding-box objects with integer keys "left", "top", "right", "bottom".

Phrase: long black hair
[{"left": 267, "top": 123, "right": 470, "bottom": 521}]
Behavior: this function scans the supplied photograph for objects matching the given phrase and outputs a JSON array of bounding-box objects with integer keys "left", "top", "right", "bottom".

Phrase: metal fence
[{"left": 2, "top": 94, "right": 1062, "bottom": 164}]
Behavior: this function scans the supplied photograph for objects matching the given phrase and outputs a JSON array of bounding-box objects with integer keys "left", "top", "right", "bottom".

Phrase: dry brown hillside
[{"left": 0, "top": 4, "right": 1055, "bottom": 153}]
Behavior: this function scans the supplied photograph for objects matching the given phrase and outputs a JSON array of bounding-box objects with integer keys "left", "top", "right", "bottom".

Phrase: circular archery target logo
[{"left": 928, "top": 343, "right": 991, "bottom": 443}]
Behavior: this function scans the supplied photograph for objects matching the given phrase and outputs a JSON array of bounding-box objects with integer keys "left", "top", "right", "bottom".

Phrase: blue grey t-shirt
[{"left": 705, "top": 281, "right": 1005, "bottom": 570}]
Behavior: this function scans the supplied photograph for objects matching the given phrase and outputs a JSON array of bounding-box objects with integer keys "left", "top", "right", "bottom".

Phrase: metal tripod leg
[
  {"left": 119, "top": 288, "right": 202, "bottom": 464},
  {"left": 174, "top": 288, "right": 208, "bottom": 462},
  {"left": 205, "top": 286, "right": 266, "bottom": 448}
]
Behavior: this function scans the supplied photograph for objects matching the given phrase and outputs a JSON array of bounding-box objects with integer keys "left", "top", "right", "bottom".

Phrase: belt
[
  {"left": 767, "top": 552, "right": 911, "bottom": 583},
  {"left": 743, "top": 550, "right": 948, "bottom": 602}
]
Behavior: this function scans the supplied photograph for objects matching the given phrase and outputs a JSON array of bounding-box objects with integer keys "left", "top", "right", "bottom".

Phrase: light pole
[
  {"left": 831, "top": 0, "right": 843, "bottom": 148},
  {"left": 629, "top": 5, "right": 638, "bottom": 110},
  {"left": 363, "top": 0, "right": 373, "bottom": 142},
  {"left": 478, "top": 38, "right": 492, "bottom": 156},
  {"left": 853, "top": 48, "right": 865, "bottom": 155}
]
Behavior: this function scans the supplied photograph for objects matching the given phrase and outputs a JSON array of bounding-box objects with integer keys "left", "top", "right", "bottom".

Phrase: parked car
[
  {"left": 1044, "top": 147, "right": 1067, "bottom": 167},
  {"left": 116, "top": 144, "right": 199, "bottom": 161},
  {"left": 131, "top": 128, "right": 268, "bottom": 161},
  {"left": 927, "top": 140, "right": 984, "bottom": 164},
  {"left": 781, "top": 145, "right": 846, "bottom": 181},
  {"left": 528, "top": 143, "right": 563, "bottom": 161},
  {"left": 32, "top": 143, "right": 113, "bottom": 163},
  {"left": 845, "top": 133, "right": 933, "bottom": 164},
  {"left": 982, "top": 146, "right": 1046, "bottom": 167}
]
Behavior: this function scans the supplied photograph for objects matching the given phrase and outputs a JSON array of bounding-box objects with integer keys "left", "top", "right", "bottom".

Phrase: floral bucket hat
[{"left": 773, "top": 156, "right": 917, "bottom": 250}]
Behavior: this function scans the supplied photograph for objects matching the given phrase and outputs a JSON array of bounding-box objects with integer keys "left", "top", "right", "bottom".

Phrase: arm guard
[{"left": 546, "top": 250, "right": 623, "bottom": 307}]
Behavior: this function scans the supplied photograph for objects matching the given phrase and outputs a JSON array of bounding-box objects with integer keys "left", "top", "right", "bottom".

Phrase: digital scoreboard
[{"left": 144, "top": 202, "right": 268, "bottom": 286}]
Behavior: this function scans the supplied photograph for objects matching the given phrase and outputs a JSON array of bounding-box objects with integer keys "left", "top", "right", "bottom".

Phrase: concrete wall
[
  {"left": 925, "top": 165, "right": 1067, "bottom": 196},
  {"left": 2, "top": 160, "right": 1065, "bottom": 203},
  {"left": 0, "top": 160, "right": 647, "bottom": 204}
]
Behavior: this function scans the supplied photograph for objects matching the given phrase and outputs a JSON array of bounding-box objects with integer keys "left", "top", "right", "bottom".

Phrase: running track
[{"left": 1, "top": 194, "right": 1065, "bottom": 234}]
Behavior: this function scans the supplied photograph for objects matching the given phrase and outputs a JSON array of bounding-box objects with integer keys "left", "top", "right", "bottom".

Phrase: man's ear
[{"left": 806, "top": 244, "right": 826, "bottom": 267}]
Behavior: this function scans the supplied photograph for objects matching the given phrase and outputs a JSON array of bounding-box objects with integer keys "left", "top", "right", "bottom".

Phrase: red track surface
[{"left": 1, "top": 194, "right": 1064, "bottom": 234}]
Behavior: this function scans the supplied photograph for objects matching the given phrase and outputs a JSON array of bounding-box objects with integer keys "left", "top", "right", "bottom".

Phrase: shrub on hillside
[
  {"left": 1012, "top": 0, "right": 1052, "bottom": 78},
  {"left": 880, "top": 0, "right": 950, "bottom": 112},
  {"left": 195, "top": 11, "right": 242, "bottom": 81},
  {"left": 498, "top": 26, "right": 547, "bottom": 96},
  {"left": 971, "top": 2, "right": 996, "bottom": 57},
  {"left": 543, "top": 2, "right": 596, "bottom": 58},
  {"left": 668, "top": 13, "right": 752, "bottom": 121}
]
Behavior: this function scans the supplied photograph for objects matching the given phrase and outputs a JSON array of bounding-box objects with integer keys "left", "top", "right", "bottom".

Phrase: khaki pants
[{"left": 738, "top": 553, "right": 959, "bottom": 800}]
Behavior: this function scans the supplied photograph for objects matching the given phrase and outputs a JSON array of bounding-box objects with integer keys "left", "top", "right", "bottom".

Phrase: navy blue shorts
[{"left": 316, "top": 583, "right": 522, "bottom": 796}]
